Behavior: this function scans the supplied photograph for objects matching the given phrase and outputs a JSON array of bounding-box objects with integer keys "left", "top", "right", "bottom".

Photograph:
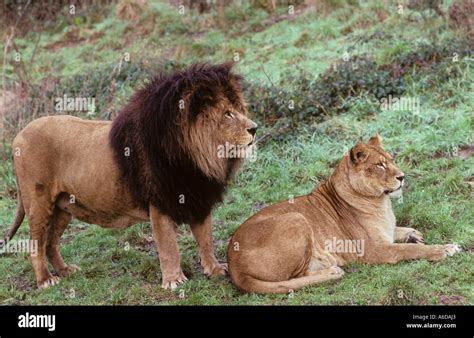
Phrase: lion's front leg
[
  {"left": 191, "top": 214, "right": 227, "bottom": 277},
  {"left": 394, "top": 226, "right": 424, "bottom": 243},
  {"left": 150, "top": 206, "right": 187, "bottom": 290}
]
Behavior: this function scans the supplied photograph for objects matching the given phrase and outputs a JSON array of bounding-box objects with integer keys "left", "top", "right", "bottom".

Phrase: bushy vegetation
[
  {"left": 0, "top": 0, "right": 472, "bottom": 305},
  {"left": 246, "top": 38, "right": 472, "bottom": 126}
]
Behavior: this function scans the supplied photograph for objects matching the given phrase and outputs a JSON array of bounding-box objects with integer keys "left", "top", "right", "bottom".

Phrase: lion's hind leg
[
  {"left": 24, "top": 198, "right": 60, "bottom": 289},
  {"left": 46, "top": 207, "right": 80, "bottom": 277}
]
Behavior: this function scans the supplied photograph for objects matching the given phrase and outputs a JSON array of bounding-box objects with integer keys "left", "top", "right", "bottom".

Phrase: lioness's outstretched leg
[
  {"left": 191, "top": 214, "right": 227, "bottom": 277},
  {"left": 150, "top": 206, "right": 187, "bottom": 290},
  {"left": 394, "top": 227, "right": 424, "bottom": 243},
  {"left": 364, "top": 243, "right": 461, "bottom": 264},
  {"left": 46, "top": 208, "right": 80, "bottom": 277}
]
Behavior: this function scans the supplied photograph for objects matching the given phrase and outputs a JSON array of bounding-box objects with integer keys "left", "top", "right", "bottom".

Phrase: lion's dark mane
[{"left": 109, "top": 63, "right": 243, "bottom": 224}]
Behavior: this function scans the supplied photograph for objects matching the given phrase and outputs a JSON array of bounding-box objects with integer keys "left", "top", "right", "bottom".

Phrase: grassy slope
[{"left": 0, "top": 1, "right": 473, "bottom": 305}]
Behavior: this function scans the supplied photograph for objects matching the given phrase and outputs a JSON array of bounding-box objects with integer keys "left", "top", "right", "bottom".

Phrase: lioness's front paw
[
  {"left": 431, "top": 244, "right": 462, "bottom": 261},
  {"left": 443, "top": 244, "right": 461, "bottom": 257},
  {"left": 161, "top": 271, "right": 188, "bottom": 290},
  {"left": 37, "top": 276, "right": 60, "bottom": 289},
  {"left": 405, "top": 229, "right": 424, "bottom": 244}
]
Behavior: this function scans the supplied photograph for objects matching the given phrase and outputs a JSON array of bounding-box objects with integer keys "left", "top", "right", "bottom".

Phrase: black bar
[{"left": 0, "top": 306, "right": 471, "bottom": 337}]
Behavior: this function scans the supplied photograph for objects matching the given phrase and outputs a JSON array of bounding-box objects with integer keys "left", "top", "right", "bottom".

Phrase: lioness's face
[{"left": 348, "top": 134, "right": 405, "bottom": 198}]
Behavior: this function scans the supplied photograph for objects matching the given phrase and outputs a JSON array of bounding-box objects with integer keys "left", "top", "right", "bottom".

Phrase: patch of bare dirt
[
  {"left": 438, "top": 294, "right": 467, "bottom": 305},
  {"left": 0, "top": 88, "right": 24, "bottom": 120},
  {"left": 13, "top": 276, "right": 34, "bottom": 292},
  {"left": 433, "top": 145, "right": 474, "bottom": 159},
  {"left": 449, "top": 0, "right": 473, "bottom": 36},
  {"left": 242, "top": 5, "right": 312, "bottom": 34},
  {"left": 458, "top": 145, "right": 474, "bottom": 159},
  {"left": 45, "top": 28, "right": 105, "bottom": 50},
  {"left": 116, "top": 0, "right": 148, "bottom": 21}
]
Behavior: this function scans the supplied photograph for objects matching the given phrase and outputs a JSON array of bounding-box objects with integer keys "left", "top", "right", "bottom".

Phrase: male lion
[
  {"left": 227, "top": 135, "right": 461, "bottom": 294},
  {"left": 6, "top": 63, "right": 257, "bottom": 289}
]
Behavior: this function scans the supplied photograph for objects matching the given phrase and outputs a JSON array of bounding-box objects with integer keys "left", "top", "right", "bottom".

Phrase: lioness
[
  {"left": 7, "top": 63, "right": 257, "bottom": 289},
  {"left": 227, "top": 135, "right": 461, "bottom": 294}
]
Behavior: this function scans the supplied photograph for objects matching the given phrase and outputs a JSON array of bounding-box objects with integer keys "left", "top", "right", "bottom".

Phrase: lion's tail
[{"left": 5, "top": 181, "right": 25, "bottom": 242}]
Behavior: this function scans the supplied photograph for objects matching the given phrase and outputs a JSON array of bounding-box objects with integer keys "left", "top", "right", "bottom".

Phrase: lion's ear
[
  {"left": 350, "top": 143, "right": 369, "bottom": 164},
  {"left": 368, "top": 133, "right": 383, "bottom": 147},
  {"left": 187, "top": 85, "right": 215, "bottom": 118}
]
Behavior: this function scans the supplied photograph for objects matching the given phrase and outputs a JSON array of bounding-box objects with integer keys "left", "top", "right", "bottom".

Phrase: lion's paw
[
  {"left": 57, "top": 264, "right": 81, "bottom": 277},
  {"left": 161, "top": 271, "right": 188, "bottom": 290},
  {"left": 38, "top": 276, "right": 60, "bottom": 289}
]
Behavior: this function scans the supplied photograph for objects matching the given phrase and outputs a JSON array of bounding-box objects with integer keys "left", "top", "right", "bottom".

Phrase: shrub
[
  {"left": 3, "top": 58, "right": 183, "bottom": 141},
  {"left": 246, "top": 38, "right": 473, "bottom": 126}
]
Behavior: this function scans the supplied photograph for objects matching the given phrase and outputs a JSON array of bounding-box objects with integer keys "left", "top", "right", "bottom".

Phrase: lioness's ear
[
  {"left": 350, "top": 143, "right": 369, "bottom": 164},
  {"left": 368, "top": 133, "right": 383, "bottom": 147}
]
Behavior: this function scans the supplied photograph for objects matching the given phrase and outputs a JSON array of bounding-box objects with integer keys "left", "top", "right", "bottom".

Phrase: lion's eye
[
  {"left": 225, "top": 111, "right": 234, "bottom": 119},
  {"left": 376, "top": 163, "right": 386, "bottom": 170}
]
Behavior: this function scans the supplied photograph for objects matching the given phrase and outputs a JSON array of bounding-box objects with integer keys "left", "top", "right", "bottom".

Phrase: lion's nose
[
  {"left": 396, "top": 174, "right": 405, "bottom": 182},
  {"left": 247, "top": 126, "right": 257, "bottom": 137}
]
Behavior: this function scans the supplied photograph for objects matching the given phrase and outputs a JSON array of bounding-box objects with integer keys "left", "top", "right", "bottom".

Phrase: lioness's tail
[
  {"left": 231, "top": 274, "right": 334, "bottom": 295},
  {"left": 5, "top": 183, "right": 25, "bottom": 241}
]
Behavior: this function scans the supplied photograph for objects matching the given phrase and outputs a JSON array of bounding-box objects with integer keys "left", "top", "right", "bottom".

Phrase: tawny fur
[
  {"left": 7, "top": 63, "right": 257, "bottom": 290},
  {"left": 227, "top": 134, "right": 461, "bottom": 294}
]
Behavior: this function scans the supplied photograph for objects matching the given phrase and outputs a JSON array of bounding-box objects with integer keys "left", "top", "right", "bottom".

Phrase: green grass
[{"left": 0, "top": 0, "right": 472, "bottom": 305}]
